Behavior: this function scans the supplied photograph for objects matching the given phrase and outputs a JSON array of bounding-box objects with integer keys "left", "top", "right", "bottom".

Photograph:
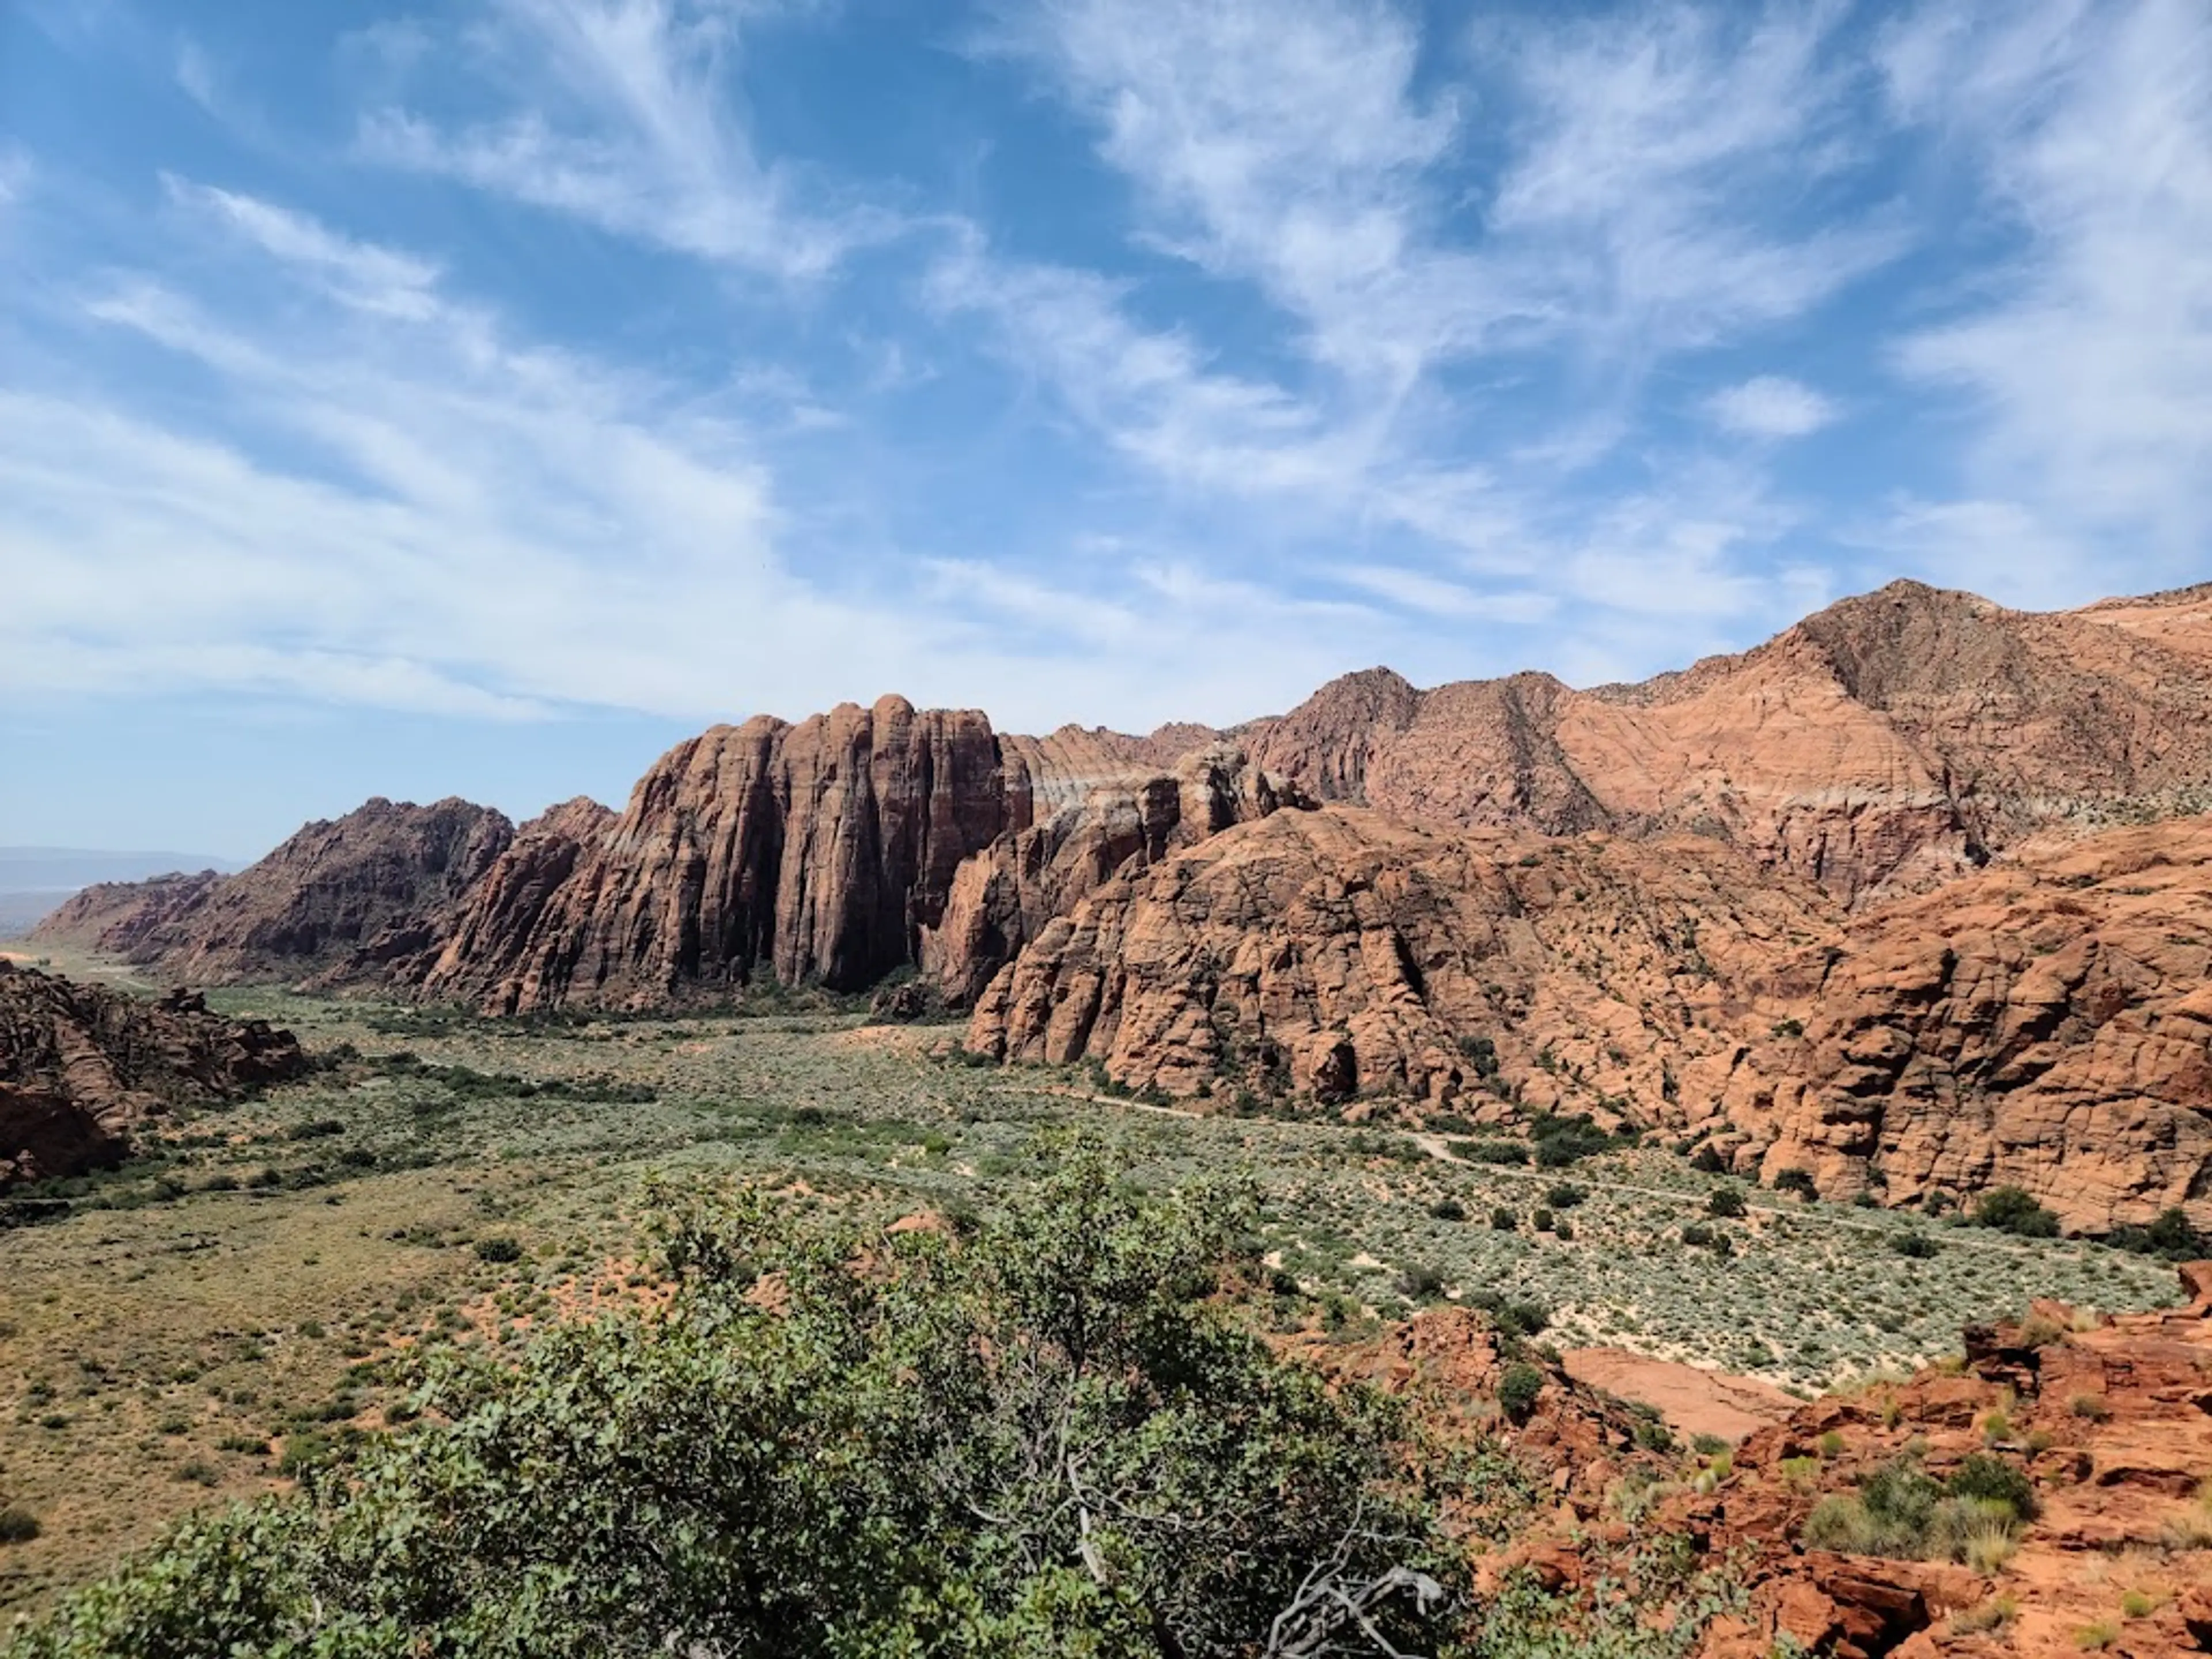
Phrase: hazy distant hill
[{"left": 0, "top": 848, "right": 237, "bottom": 940}]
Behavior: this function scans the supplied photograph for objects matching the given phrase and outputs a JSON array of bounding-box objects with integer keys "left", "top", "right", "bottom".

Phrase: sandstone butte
[
  {"left": 1310, "top": 1263, "right": 2212, "bottom": 1659},
  {"left": 25, "top": 577, "right": 2212, "bottom": 1228},
  {"left": 0, "top": 960, "right": 305, "bottom": 1189}
]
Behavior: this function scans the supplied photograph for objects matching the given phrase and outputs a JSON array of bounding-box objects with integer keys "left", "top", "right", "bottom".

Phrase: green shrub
[
  {"left": 1892, "top": 1231, "right": 1940, "bottom": 1259},
  {"left": 1490, "top": 1207, "right": 1518, "bottom": 1230},
  {"left": 2108, "top": 1207, "right": 2204, "bottom": 1259},
  {"left": 1499, "top": 1362, "right": 1546, "bottom": 1424},
  {"left": 1948, "top": 1453, "right": 2038, "bottom": 1520},
  {"left": 474, "top": 1236, "right": 525, "bottom": 1264},
  {"left": 0, "top": 1506, "right": 39, "bottom": 1544},
  {"left": 1532, "top": 1208, "right": 1555, "bottom": 1233},
  {"left": 1544, "top": 1183, "right": 1586, "bottom": 1210},
  {"left": 1464, "top": 1291, "right": 1550, "bottom": 1336},
  {"left": 1706, "top": 1186, "right": 1747, "bottom": 1218},
  {"left": 1772, "top": 1168, "right": 1818, "bottom": 1199},
  {"left": 13, "top": 1145, "right": 1464, "bottom": 1659},
  {"left": 1454, "top": 1139, "right": 1531, "bottom": 1166},
  {"left": 1802, "top": 1453, "right": 2033, "bottom": 1563},
  {"left": 1398, "top": 1262, "right": 1450, "bottom": 1301},
  {"left": 1428, "top": 1197, "right": 1467, "bottom": 1222},
  {"left": 1972, "top": 1187, "right": 2061, "bottom": 1238}
]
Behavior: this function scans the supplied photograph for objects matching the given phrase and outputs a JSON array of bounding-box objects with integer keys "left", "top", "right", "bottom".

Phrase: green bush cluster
[
  {"left": 1972, "top": 1187, "right": 2061, "bottom": 1238},
  {"left": 1802, "top": 1452, "right": 2037, "bottom": 1565},
  {"left": 11, "top": 1146, "right": 1464, "bottom": 1659}
]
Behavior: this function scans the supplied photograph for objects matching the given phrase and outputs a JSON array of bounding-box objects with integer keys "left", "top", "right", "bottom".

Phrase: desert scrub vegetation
[
  {"left": 8, "top": 1147, "right": 1476, "bottom": 1659},
  {"left": 1802, "top": 1452, "right": 2037, "bottom": 1569},
  {"left": 0, "top": 984, "right": 2183, "bottom": 1612}
]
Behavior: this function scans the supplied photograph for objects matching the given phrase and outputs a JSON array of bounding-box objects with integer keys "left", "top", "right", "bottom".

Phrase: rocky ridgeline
[
  {"left": 0, "top": 962, "right": 304, "bottom": 1188},
  {"left": 30, "top": 579, "right": 2212, "bottom": 1228},
  {"left": 34, "top": 796, "right": 513, "bottom": 986}
]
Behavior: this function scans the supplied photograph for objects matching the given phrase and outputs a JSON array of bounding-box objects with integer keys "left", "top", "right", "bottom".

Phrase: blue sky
[{"left": 2, "top": 0, "right": 2207, "bottom": 857}]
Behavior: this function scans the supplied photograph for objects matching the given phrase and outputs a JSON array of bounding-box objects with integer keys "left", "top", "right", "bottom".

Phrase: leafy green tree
[{"left": 11, "top": 1141, "right": 1456, "bottom": 1659}]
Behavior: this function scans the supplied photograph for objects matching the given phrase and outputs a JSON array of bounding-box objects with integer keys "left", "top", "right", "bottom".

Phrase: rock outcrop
[
  {"left": 966, "top": 804, "right": 1840, "bottom": 1109},
  {"left": 416, "top": 697, "right": 1036, "bottom": 1012},
  {"left": 1672, "top": 1268, "right": 2212, "bottom": 1658},
  {"left": 966, "top": 804, "right": 2212, "bottom": 1230},
  {"left": 1715, "top": 815, "right": 2212, "bottom": 1232},
  {"left": 1297, "top": 1271, "right": 2212, "bottom": 1658},
  {"left": 0, "top": 962, "right": 305, "bottom": 1188},
  {"left": 922, "top": 745, "right": 1302, "bottom": 1005},
  {"left": 1253, "top": 581, "right": 2212, "bottom": 908},
  {"left": 32, "top": 798, "right": 515, "bottom": 987}
]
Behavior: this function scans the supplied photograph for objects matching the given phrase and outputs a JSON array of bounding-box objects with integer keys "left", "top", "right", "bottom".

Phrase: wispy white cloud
[
  {"left": 1487, "top": 4, "right": 1902, "bottom": 365},
  {"left": 1879, "top": 0, "right": 2212, "bottom": 594},
  {"left": 0, "top": 181, "right": 1439, "bottom": 737},
  {"left": 993, "top": 0, "right": 1511, "bottom": 391},
  {"left": 359, "top": 0, "right": 878, "bottom": 281},
  {"left": 1705, "top": 375, "right": 1839, "bottom": 439}
]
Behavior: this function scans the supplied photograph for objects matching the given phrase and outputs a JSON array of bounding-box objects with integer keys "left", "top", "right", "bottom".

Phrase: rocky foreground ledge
[{"left": 1333, "top": 1262, "right": 2212, "bottom": 1657}]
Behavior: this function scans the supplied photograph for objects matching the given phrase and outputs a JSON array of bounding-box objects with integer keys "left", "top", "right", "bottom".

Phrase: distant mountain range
[
  {"left": 0, "top": 849, "right": 238, "bottom": 940},
  {"left": 25, "top": 578, "right": 2212, "bottom": 1230}
]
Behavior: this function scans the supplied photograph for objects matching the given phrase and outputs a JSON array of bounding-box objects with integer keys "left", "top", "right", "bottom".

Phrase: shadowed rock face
[
  {"left": 0, "top": 963, "right": 305, "bottom": 1188},
  {"left": 1251, "top": 581, "right": 2212, "bottom": 907},
  {"left": 416, "top": 696, "right": 1037, "bottom": 1011},
  {"left": 32, "top": 798, "right": 515, "bottom": 987}
]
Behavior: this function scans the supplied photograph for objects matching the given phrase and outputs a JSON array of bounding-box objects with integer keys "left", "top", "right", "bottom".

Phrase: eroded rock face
[
  {"left": 0, "top": 963, "right": 305, "bottom": 1187},
  {"left": 1672, "top": 1271, "right": 2212, "bottom": 1658},
  {"left": 965, "top": 804, "right": 1839, "bottom": 1109},
  {"left": 965, "top": 802, "right": 2212, "bottom": 1230},
  {"left": 923, "top": 745, "right": 1302, "bottom": 1006},
  {"left": 418, "top": 697, "right": 1036, "bottom": 1011},
  {"left": 1716, "top": 816, "right": 2212, "bottom": 1231},
  {"left": 1252, "top": 581, "right": 2212, "bottom": 908},
  {"left": 32, "top": 798, "right": 516, "bottom": 987}
]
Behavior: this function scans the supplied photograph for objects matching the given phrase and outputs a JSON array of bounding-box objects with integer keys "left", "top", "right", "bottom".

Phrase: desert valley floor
[{"left": 0, "top": 948, "right": 2183, "bottom": 1620}]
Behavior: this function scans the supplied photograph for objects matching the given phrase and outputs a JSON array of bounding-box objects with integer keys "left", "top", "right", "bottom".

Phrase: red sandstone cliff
[
  {"left": 415, "top": 696, "right": 1036, "bottom": 1011},
  {"left": 1252, "top": 581, "right": 2212, "bottom": 907}
]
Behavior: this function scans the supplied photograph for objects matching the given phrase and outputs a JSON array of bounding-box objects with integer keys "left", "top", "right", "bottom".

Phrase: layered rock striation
[
  {"left": 418, "top": 698, "right": 1037, "bottom": 1011},
  {"left": 1717, "top": 816, "right": 2212, "bottom": 1230},
  {"left": 967, "top": 805, "right": 2212, "bottom": 1230},
  {"left": 967, "top": 804, "right": 1839, "bottom": 1110},
  {"left": 0, "top": 963, "right": 305, "bottom": 1187},
  {"left": 1252, "top": 581, "right": 2212, "bottom": 907},
  {"left": 922, "top": 745, "right": 1303, "bottom": 1005}
]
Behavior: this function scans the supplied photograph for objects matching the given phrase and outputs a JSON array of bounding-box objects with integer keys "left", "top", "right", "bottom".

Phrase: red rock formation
[
  {"left": 0, "top": 962, "right": 305, "bottom": 1187},
  {"left": 999, "top": 721, "right": 1236, "bottom": 810},
  {"left": 32, "top": 797, "right": 514, "bottom": 987},
  {"left": 339, "top": 798, "right": 616, "bottom": 993},
  {"left": 966, "top": 803, "right": 2212, "bottom": 1230},
  {"left": 965, "top": 804, "right": 1839, "bottom": 1108},
  {"left": 31, "top": 870, "right": 226, "bottom": 957},
  {"left": 1709, "top": 815, "right": 2212, "bottom": 1232},
  {"left": 417, "top": 697, "right": 1037, "bottom": 1011},
  {"left": 1252, "top": 581, "right": 2212, "bottom": 908},
  {"left": 923, "top": 745, "right": 1302, "bottom": 1005},
  {"left": 1338, "top": 1272, "right": 2212, "bottom": 1659},
  {"left": 1559, "top": 1347, "right": 1796, "bottom": 1445},
  {"left": 1671, "top": 1268, "right": 2212, "bottom": 1657}
]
